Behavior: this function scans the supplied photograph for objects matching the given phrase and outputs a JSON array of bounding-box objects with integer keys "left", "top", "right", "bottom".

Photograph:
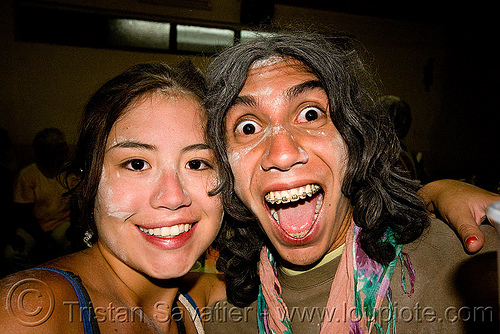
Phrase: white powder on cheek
[
  {"left": 150, "top": 169, "right": 163, "bottom": 201},
  {"left": 322, "top": 130, "right": 349, "bottom": 174},
  {"left": 228, "top": 125, "right": 301, "bottom": 170},
  {"left": 227, "top": 129, "right": 267, "bottom": 170},
  {"left": 227, "top": 145, "right": 257, "bottom": 199},
  {"left": 98, "top": 167, "right": 134, "bottom": 224},
  {"left": 227, "top": 149, "right": 245, "bottom": 170},
  {"left": 179, "top": 175, "right": 190, "bottom": 199},
  {"left": 329, "top": 130, "right": 348, "bottom": 159},
  {"left": 107, "top": 195, "right": 135, "bottom": 224}
]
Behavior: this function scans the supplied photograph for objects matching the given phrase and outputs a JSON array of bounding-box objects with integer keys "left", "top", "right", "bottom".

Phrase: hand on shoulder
[{"left": 419, "top": 179, "right": 500, "bottom": 253}]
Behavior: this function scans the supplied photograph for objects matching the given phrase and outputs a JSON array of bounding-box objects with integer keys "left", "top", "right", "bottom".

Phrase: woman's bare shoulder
[
  {"left": 0, "top": 263, "right": 86, "bottom": 333},
  {"left": 183, "top": 272, "right": 227, "bottom": 308}
]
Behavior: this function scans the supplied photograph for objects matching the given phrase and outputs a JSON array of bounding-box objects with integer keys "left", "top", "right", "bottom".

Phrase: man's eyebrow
[
  {"left": 285, "top": 80, "right": 324, "bottom": 100},
  {"left": 107, "top": 140, "right": 156, "bottom": 152},
  {"left": 231, "top": 95, "right": 258, "bottom": 108}
]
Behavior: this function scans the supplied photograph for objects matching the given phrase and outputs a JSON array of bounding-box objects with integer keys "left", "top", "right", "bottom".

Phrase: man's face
[{"left": 224, "top": 58, "right": 351, "bottom": 266}]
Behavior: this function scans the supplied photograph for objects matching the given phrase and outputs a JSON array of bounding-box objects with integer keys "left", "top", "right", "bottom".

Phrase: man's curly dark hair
[{"left": 205, "top": 30, "right": 429, "bottom": 307}]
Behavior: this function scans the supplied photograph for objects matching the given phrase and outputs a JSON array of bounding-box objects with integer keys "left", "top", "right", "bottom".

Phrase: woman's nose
[{"left": 150, "top": 170, "right": 191, "bottom": 210}]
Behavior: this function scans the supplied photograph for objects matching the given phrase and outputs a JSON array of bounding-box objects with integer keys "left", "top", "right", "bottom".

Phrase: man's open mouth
[{"left": 265, "top": 184, "right": 324, "bottom": 239}]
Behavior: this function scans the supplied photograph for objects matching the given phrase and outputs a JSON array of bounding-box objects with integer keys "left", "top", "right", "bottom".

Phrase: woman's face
[{"left": 94, "top": 92, "right": 223, "bottom": 279}]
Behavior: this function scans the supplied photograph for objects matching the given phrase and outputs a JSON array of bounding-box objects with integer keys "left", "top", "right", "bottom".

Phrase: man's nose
[{"left": 260, "top": 127, "right": 308, "bottom": 171}]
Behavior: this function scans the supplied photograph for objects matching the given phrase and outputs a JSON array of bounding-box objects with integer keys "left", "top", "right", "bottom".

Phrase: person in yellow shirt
[{"left": 13, "top": 128, "right": 72, "bottom": 262}]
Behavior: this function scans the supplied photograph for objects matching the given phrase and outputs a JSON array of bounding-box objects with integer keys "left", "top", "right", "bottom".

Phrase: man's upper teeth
[
  {"left": 265, "top": 184, "right": 321, "bottom": 205},
  {"left": 139, "top": 224, "right": 192, "bottom": 238}
]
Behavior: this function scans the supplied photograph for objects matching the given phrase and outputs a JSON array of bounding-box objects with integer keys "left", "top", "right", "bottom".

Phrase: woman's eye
[
  {"left": 186, "top": 159, "right": 211, "bottom": 170},
  {"left": 235, "top": 120, "right": 262, "bottom": 136},
  {"left": 296, "top": 106, "right": 325, "bottom": 123},
  {"left": 124, "top": 159, "right": 150, "bottom": 171}
]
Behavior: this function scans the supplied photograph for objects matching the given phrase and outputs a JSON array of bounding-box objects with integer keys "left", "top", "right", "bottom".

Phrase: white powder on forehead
[{"left": 249, "top": 55, "right": 288, "bottom": 70}]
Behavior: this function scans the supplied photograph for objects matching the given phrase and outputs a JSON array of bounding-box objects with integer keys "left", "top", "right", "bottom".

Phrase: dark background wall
[{"left": 0, "top": 0, "right": 497, "bottom": 190}]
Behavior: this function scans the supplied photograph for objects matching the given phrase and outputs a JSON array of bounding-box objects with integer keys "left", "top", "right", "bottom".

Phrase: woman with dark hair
[
  {"left": 204, "top": 31, "right": 498, "bottom": 333},
  {"left": 0, "top": 33, "right": 496, "bottom": 334},
  {"left": 0, "top": 62, "right": 225, "bottom": 333}
]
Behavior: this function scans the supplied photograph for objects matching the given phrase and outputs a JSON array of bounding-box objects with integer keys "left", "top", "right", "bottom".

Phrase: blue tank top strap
[
  {"left": 30, "top": 266, "right": 100, "bottom": 334},
  {"left": 178, "top": 292, "right": 205, "bottom": 333},
  {"left": 181, "top": 292, "right": 202, "bottom": 319}
]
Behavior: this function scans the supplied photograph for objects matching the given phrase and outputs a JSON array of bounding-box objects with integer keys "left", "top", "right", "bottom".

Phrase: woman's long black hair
[{"left": 205, "top": 31, "right": 429, "bottom": 307}]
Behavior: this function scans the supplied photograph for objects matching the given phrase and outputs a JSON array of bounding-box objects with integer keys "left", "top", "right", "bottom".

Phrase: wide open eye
[
  {"left": 235, "top": 120, "right": 263, "bottom": 136},
  {"left": 123, "top": 159, "right": 150, "bottom": 171},
  {"left": 296, "top": 106, "right": 325, "bottom": 123}
]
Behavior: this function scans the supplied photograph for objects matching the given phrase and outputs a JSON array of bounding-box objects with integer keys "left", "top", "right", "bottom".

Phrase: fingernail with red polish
[{"left": 465, "top": 236, "right": 478, "bottom": 248}]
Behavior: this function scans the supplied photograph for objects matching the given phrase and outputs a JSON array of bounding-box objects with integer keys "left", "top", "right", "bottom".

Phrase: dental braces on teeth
[{"left": 265, "top": 184, "right": 321, "bottom": 205}]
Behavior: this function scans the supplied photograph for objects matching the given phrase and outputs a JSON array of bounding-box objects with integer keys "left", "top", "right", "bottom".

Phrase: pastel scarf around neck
[{"left": 257, "top": 222, "right": 408, "bottom": 334}]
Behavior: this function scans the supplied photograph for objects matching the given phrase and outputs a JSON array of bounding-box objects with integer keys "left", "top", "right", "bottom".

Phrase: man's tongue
[{"left": 276, "top": 195, "right": 320, "bottom": 237}]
